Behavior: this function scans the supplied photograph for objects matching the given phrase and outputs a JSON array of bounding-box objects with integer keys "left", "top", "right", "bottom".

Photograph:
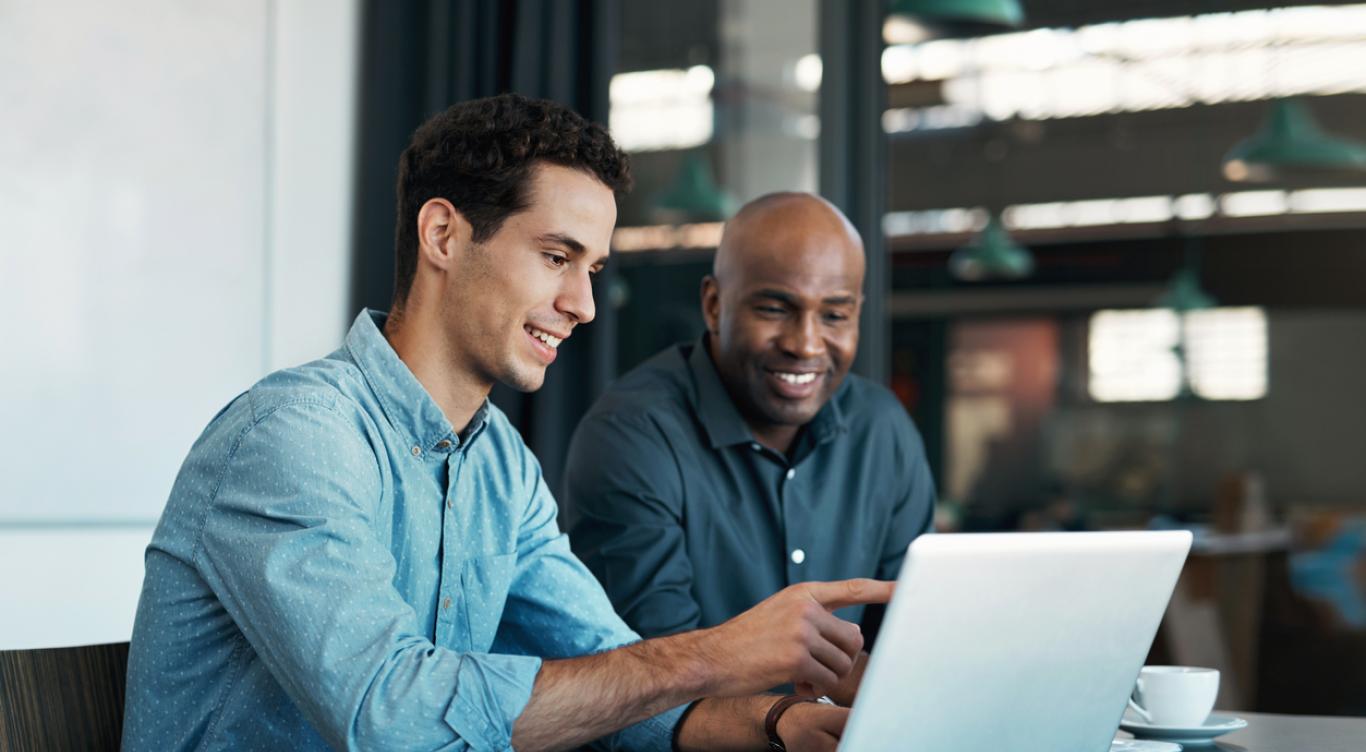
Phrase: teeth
[
  {"left": 528, "top": 327, "right": 562, "bottom": 348},
  {"left": 776, "top": 372, "right": 817, "bottom": 385}
]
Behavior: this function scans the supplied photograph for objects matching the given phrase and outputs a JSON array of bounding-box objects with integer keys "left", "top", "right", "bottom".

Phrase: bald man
[{"left": 565, "top": 192, "right": 937, "bottom": 705}]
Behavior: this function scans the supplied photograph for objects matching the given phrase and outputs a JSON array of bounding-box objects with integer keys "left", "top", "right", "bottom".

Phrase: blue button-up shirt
[{"left": 124, "top": 310, "right": 683, "bottom": 751}]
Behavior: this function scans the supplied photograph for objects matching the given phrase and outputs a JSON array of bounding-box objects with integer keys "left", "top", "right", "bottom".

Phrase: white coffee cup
[{"left": 1127, "top": 666, "right": 1219, "bottom": 726}]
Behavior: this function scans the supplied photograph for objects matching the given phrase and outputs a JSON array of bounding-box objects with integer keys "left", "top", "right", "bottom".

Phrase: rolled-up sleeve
[
  {"left": 565, "top": 414, "right": 702, "bottom": 638},
  {"left": 194, "top": 401, "right": 539, "bottom": 751}
]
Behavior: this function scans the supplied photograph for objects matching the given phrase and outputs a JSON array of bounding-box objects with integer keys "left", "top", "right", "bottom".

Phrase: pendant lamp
[
  {"left": 1223, "top": 98, "right": 1366, "bottom": 183},
  {"left": 888, "top": 0, "right": 1025, "bottom": 40},
  {"left": 1155, "top": 267, "right": 1216, "bottom": 312},
  {"left": 652, "top": 152, "right": 736, "bottom": 224},
  {"left": 949, "top": 214, "right": 1033, "bottom": 281}
]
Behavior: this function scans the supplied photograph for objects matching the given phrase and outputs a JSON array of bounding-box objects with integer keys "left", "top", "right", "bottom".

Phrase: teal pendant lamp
[
  {"left": 1155, "top": 267, "right": 1216, "bottom": 313},
  {"left": 652, "top": 152, "right": 737, "bottom": 224},
  {"left": 1223, "top": 98, "right": 1366, "bottom": 183},
  {"left": 889, "top": 0, "right": 1025, "bottom": 39},
  {"left": 1156, "top": 261, "right": 1215, "bottom": 400},
  {"left": 949, "top": 214, "right": 1034, "bottom": 281}
]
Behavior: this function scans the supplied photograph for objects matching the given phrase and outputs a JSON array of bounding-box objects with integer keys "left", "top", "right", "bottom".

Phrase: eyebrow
[
  {"left": 537, "top": 232, "right": 585, "bottom": 255},
  {"left": 751, "top": 288, "right": 858, "bottom": 306},
  {"left": 538, "top": 232, "right": 609, "bottom": 270}
]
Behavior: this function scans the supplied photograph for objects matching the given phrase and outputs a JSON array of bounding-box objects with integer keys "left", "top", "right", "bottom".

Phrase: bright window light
[
  {"left": 1174, "top": 193, "right": 1216, "bottom": 220},
  {"left": 884, "top": 4, "right": 1366, "bottom": 132},
  {"left": 1221, "top": 190, "right": 1289, "bottom": 217},
  {"left": 1088, "top": 307, "right": 1268, "bottom": 402},
  {"left": 1185, "top": 308, "right": 1268, "bottom": 400},
  {"left": 1089, "top": 309, "right": 1183, "bottom": 402},
  {"left": 883, "top": 207, "right": 986, "bottom": 236},
  {"left": 609, "top": 66, "right": 715, "bottom": 152},
  {"left": 886, "top": 185, "right": 1366, "bottom": 238},
  {"left": 794, "top": 53, "right": 823, "bottom": 93},
  {"left": 1289, "top": 187, "right": 1366, "bottom": 214}
]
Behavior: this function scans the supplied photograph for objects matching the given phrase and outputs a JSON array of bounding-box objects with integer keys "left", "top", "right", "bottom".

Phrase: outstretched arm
[{"left": 509, "top": 579, "right": 892, "bottom": 751}]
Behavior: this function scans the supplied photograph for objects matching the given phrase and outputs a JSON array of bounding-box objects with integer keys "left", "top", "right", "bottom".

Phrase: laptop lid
[{"left": 839, "top": 531, "right": 1192, "bottom": 752}]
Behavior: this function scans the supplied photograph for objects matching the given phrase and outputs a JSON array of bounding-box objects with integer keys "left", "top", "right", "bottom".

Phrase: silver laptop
[{"left": 840, "top": 531, "right": 1192, "bottom": 752}]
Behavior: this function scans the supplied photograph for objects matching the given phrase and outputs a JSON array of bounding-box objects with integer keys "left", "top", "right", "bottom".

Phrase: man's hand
[
  {"left": 509, "top": 579, "right": 890, "bottom": 751},
  {"left": 796, "top": 650, "right": 868, "bottom": 707},
  {"left": 696, "top": 579, "right": 893, "bottom": 698},
  {"left": 774, "top": 701, "right": 849, "bottom": 752}
]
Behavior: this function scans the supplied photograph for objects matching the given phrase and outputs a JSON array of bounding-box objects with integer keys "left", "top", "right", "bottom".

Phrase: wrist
[
  {"left": 751, "top": 695, "right": 775, "bottom": 745},
  {"left": 662, "top": 627, "right": 721, "bottom": 698},
  {"left": 672, "top": 695, "right": 776, "bottom": 752},
  {"left": 766, "top": 695, "right": 817, "bottom": 751}
]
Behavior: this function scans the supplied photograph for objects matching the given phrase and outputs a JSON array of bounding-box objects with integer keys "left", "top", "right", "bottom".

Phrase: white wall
[{"left": 0, "top": 0, "right": 358, "bottom": 649}]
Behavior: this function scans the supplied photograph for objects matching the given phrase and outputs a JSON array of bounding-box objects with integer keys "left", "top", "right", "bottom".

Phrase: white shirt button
[
  {"left": 411, "top": 446, "right": 422, "bottom": 457},
  {"left": 786, "top": 468, "right": 796, "bottom": 481},
  {"left": 751, "top": 442, "right": 762, "bottom": 451},
  {"left": 791, "top": 548, "right": 806, "bottom": 564}
]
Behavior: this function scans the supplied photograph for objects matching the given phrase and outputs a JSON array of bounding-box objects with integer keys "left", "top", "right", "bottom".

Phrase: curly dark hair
[{"left": 391, "top": 93, "right": 632, "bottom": 306}]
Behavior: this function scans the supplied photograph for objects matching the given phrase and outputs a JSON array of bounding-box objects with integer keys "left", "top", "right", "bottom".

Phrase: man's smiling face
[
  {"left": 441, "top": 162, "right": 615, "bottom": 393},
  {"left": 703, "top": 194, "right": 864, "bottom": 446}
]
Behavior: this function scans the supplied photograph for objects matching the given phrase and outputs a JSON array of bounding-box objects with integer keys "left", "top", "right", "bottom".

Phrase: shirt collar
[
  {"left": 686, "top": 335, "right": 848, "bottom": 451},
  {"left": 345, "top": 309, "right": 488, "bottom": 454}
]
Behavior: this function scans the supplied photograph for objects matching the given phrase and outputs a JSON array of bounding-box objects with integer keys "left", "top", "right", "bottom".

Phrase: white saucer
[
  {"left": 1119, "top": 712, "right": 1248, "bottom": 745},
  {"left": 1112, "top": 739, "right": 1183, "bottom": 751}
]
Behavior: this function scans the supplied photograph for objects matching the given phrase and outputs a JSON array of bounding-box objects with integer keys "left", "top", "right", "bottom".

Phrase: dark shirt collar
[
  {"left": 685, "top": 335, "right": 847, "bottom": 453},
  {"left": 345, "top": 309, "right": 488, "bottom": 453}
]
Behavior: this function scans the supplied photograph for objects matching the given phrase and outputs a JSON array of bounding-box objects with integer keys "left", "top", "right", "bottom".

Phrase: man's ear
[
  {"left": 700, "top": 275, "right": 721, "bottom": 335},
  {"left": 415, "top": 198, "right": 472, "bottom": 273}
]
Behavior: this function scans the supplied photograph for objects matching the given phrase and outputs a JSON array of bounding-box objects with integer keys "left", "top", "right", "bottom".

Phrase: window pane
[
  {"left": 1185, "top": 307, "right": 1268, "bottom": 400},
  {"left": 1088, "top": 309, "right": 1182, "bottom": 402}
]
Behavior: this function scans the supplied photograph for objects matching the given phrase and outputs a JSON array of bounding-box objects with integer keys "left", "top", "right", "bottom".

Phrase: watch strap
[{"left": 764, "top": 694, "right": 817, "bottom": 751}]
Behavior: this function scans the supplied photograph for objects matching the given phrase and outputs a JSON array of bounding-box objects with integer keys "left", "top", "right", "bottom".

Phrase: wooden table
[{"left": 1116, "top": 711, "right": 1366, "bottom": 751}]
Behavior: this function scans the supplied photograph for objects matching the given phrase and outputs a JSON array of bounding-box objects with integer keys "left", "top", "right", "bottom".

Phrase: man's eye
[
  {"left": 544, "top": 253, "right": 567, "bottom": 268},
  {"left": 825, "top": 312, "right": 849, "bottom": 322},
  {"left": 756, "top": 306, "right": 785, "bottom": 315}
]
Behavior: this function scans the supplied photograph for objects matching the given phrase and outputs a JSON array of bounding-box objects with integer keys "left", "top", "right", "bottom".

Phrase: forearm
[
  {"left": 673, "top": 695, "right": 772, "bottom": 751},
  {"left": 510, "top": 630, "right": 712, "bottom": 751},
  {"left": 509, "top": 578, "right": 890, "bottom": 750}
]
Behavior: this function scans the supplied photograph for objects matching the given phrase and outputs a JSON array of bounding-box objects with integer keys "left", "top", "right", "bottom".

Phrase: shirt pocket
[{"left": 460, "top": 552, "right": 517, "bottom": 651}]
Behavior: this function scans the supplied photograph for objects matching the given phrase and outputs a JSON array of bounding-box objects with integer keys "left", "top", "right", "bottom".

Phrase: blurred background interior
[{"left": 3, "top": 0, "right": 1364, "bottom": 718}]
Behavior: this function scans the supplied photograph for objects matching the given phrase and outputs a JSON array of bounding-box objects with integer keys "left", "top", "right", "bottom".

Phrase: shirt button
[
  {"left": 445, "top": 498, "right": 453, "bottom": 510},
  {"left": 411, "top": 445, "right": 421, "bottom": 457},
  {"left": 435, "top": 439, "right": 452, "bottom": 449},
  {"left": 751, "top": 442, "right": 762, "bottom": 451},
  {"left": 786, "top": 468, "right": 796, "bottom": 481},
  {"left": 791, "top": 548, "right": 806, "bottom": 564},
  {"left": 442, "top": 596, "right": 452, "bottom": 610}
]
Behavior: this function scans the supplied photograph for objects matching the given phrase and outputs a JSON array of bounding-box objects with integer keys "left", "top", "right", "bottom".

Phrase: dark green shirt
[{"left": 565, "top": 338, "right": 936, "bottom": 638}]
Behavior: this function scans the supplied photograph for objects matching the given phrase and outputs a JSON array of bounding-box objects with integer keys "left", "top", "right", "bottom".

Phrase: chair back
[{"left": 0, "top": 641, "right": 130, "bottom": 751}]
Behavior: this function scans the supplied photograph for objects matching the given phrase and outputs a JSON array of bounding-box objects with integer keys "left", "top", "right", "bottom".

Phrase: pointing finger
[{"left": 805, "top": 579, "right": 895, "bottom": 611}]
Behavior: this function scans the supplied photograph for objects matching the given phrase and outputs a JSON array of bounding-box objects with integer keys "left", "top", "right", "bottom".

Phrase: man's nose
[
  {"left": 779, "top": 312, "right": 823, "bottom": 359},
  {"left": 557, "top": 267, "right": 596, "bottom": 325}
]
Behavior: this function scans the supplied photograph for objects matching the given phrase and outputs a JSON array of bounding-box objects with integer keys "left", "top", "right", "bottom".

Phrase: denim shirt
[{"left": 123, "top": 310, "right": 683, "bottom": 751}]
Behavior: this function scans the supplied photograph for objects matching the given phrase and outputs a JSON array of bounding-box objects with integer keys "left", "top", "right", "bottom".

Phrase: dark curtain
[
  {"left": 351, "top": 0, "right": 621, "bottom": 496},
  {"left": 819, "top": 0, "right": 889, "bottom": 386}
]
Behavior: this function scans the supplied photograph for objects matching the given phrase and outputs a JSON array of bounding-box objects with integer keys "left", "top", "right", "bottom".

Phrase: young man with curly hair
[{"left": 123, "top": 94, "right": 886, "bottom": 751}]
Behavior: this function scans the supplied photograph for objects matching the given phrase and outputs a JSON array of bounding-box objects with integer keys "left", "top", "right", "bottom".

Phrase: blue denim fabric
[{"left": 124, "top": 310, "right": 683, "bottom": 751}]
